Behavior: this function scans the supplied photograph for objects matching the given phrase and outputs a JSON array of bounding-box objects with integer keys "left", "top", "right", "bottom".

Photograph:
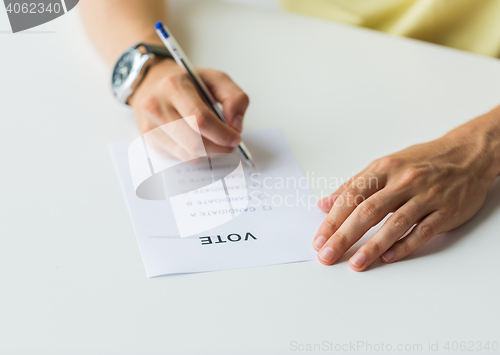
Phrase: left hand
[{"left": 312, "top": 115, "right": 500, "bottom": 271}]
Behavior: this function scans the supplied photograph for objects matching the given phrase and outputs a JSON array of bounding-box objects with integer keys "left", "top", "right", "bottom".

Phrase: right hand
[{"left": 128, "top": 59, "right": 250, "bottom": 161}]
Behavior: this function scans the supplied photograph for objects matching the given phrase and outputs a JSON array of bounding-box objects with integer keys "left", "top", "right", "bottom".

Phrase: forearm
[{"left": 79, "top": 0, "right": 168, "bottom": 66}]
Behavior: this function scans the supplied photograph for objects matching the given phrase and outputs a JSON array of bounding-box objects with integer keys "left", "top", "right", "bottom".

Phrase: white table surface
[{"left": 1, "top": 1, "right": 500, "bottom": 354}]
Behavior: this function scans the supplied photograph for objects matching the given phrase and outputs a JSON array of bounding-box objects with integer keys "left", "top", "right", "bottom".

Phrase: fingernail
[
  {"left": 231, "top": 137, "right": 241, "bottom": 148},
  {"left": 233, "top": 115, "right": 243, "bottom": 131},
  {"left": 381, "top": 250, "right": 394, "bottom": 262},
  {"left": 350, "top": 253, "right": 366, "bottom": 268},
  {"left": 319, "top": 247, "right": 334, "bottom": 263},
  {"left": 314, "top": 235, "right": 326, "bottom": 250}
]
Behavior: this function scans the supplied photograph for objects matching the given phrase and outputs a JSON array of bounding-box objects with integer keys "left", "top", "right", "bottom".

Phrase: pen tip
[{"left": 155, "top": 22, "right": 163, "bottom": 30}]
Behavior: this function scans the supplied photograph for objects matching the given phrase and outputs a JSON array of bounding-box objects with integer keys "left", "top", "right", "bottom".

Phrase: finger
[
  {"left": 145, "top": 126, "right": 195, "bottom": 162},
  {"left": 145, "top": 139, "right": 175, "bottom": 159},
  {"left": 143, "top": 105, "right": 207, "bottom": 159},
  {"left": 139, "top": 103, "right": 191, "bottom": 160},
  {"left": 379, "top": 211, "right": 443, "bottom": 263},
  {"left": 137, "top": 98, "right": 164, "bottom": 134},
  {"left": 199, "top": 70, "right": 250, "bottom": 132},
  {"left": 348, "top": 198, "right": 432, "bottom": 271},
  {"left": 317, "top": 188, "right": 404, "bottom": 265},
  {"left": 313, "top": 173, "right": 385, "bottom": 251},
  {"left": 317, "top": 183, "right": 351, "bottom": 213},
  {"left": 317, "top": 194, "right": 341, "bottom": 213},
  {"left": 160, "top": 113, "right": 208, "bottom": 158},
  {"left": 317, "top": 170, "right": 368, "bottom": 213},
  {"left": 202, "top": 138, "right": 234, "bottom": 154},
  {"left": 167, "top": 77, "right": 242, "bottom": 148},
  {"left": 145, "top": 103, "right": 234, "bottom": 156}
]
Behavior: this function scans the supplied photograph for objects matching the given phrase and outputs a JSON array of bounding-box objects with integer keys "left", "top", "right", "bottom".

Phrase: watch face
[{"left": 112, "top": 49, "right": 138, "bottom": 88}]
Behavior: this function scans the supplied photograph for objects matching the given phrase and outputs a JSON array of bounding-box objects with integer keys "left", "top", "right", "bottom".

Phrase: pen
[{"left": 155, "top": 21, "right": 255, "bottom": 168}]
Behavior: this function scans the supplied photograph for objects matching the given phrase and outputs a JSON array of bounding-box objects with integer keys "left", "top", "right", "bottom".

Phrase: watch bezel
[{"left": 112, "top": 47, "right": 152, "bottom": 104}]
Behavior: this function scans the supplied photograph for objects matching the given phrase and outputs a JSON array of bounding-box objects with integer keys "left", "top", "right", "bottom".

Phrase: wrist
[
  {"left": 136, "top": 30, "right": 164, "bottom": 48},
  {"left": 108, "top": 27, "right": 165, "bottom": 65},
  {"left": 128, "top": 59, "right": 177, "bottom": 107},
  {"left": 445, "top": 106, "right": 500, "bottom": 179},
  {"left": 111, "top": 41, "right": 174, "bottom": 105}
]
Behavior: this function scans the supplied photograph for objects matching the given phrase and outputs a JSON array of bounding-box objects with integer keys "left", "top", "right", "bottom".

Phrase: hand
[
  {"left": 313, "top": 116, "right": 500, "bottom": 271},
  {"left": 128, "top": 59, "right": 249, "bottom": 160}
]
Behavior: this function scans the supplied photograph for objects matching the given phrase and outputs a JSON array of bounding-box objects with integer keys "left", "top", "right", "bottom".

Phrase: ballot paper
[{"left": 109, "top": 127, "right": 325, "bottom": 277}]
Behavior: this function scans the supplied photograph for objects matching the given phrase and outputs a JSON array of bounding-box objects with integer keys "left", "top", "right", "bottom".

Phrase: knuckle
[
  {"left": 323, "top": 215, "right": 337, "bottom": 231},
  {"left": 140, "top": 97, "right": 161, "bottom": 115},
  {"left": 234, "top": 91, "right": 250, "bottom": 105},
  {"left": 420, "top": 224, "right": 434, "bottom": 239},
  {"left": 194, "top": 110, "right": 212, "bottom": 130},
  {"left": 389, "top": 213, "right": 411, "bottom": 229},
  {"left": 364, "top": 173, "right": 380, "bottom": 189},
  {"left": 366, "top": 239, "right": 382, "bottom": 255},
  {"left": 334, "top": 231, "right": 349, "bottom": 249},
  {"left": 160, "top": 74, "right": 185, "bottom": 91},
  {"left": 439, "top": 206, "right": 457, "bottom": 220},
  {"left": 340, "top": 181, "right": 351, "bottom": 191},
  {"left": 374, "top": 156, "right": 397, "bottom": 172},
  {"left": 399, "top": 167, "right": 422, "bottom": 186},
  {"left": 400, "top": 239, "right": 412, "bottom": 255},
  {"left": 357, "top": 200, "right": 378, "bottom": 221},
  {"left": 341, "top": 188, "right": 358, "bottom": 206}
]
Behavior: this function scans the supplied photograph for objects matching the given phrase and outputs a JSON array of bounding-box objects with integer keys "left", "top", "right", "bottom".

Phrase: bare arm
[
  {"left": 314, "top": 105, "right": 500, "bottom": 271},
  {"left": 80, "top": 0, "right": 167, "bottom": 65},
  {"left": 79, "top": 0, "right": 250, "bottom": 158}
]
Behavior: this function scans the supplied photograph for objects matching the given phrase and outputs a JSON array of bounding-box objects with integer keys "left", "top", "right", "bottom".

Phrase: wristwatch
[{"left": 111, "top": 43, "right": 173, "bottom": 104}]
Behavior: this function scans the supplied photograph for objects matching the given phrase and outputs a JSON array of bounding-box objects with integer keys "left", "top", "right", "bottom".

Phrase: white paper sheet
[{"left": 109, "top": 127, "right": 325, "bottom": 277}]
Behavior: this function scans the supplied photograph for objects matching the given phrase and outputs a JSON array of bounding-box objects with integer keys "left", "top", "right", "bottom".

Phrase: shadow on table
[
  {"left": 333, "top": 177, "right": 500, "bottom": 270},
  {"left": 406, "top": 177, "right": 500, "bottom": 259},
  {"left": 376, "top": 177, "right": 500, "bottom": 269}
]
